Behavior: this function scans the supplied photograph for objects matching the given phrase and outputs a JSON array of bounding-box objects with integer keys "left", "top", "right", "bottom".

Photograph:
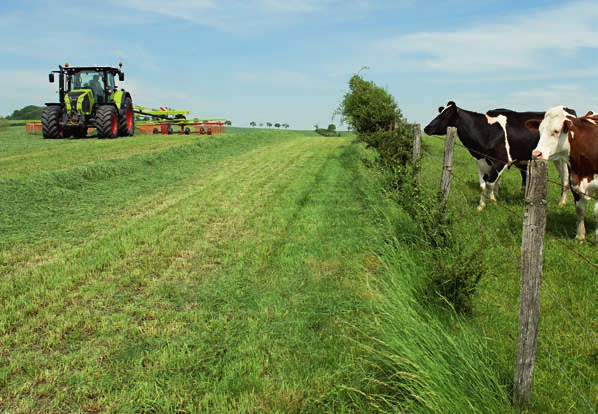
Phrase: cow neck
[{"left": 453, "top": 108, "right": 487, "bottom": 152}]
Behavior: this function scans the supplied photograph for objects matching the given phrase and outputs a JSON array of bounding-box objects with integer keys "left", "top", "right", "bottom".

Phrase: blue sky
[{"left": 1, "top": 0, "right": 597, "bottom": 130}]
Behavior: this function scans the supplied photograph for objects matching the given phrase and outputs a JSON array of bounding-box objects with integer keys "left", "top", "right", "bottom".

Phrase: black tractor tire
[
  {"left": 118, "top": 96, "right": 135, "bottom": 137},
  {"left": 41, "top": 106, "right": 64, "bottom": 139},
  {"left": 184, "top": 127, "right": 191, "bottom": 135},
  {"left": 96, "top": 106, "right": 119, "bottom": 139}
]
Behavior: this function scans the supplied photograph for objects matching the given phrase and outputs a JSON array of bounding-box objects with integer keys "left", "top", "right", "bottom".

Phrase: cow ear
[
  {"left": 447, "top": 101, "right": 456, "bottom": 107},
  {"left": 438, "top": 106, "right": 444, "bottom": 113},
  {"left": 525, "top": 119, "right": 541, "bottom": 131},
  {"left": 562, "top": 119, "right": 572, "bottom": 134},
  {"left": 564, "top": 107, "right": 577, "bottom": 117}
]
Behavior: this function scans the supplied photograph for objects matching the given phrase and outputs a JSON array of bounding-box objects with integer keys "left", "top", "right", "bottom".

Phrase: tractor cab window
[
  {"left": 105, "top": 74, "right": 115, "bottom": 92},
  {"left": 77, "top": 71, "right": 104, "bottom": 102},
  {"left": 72, "top": 74, "right": 83, "bottom": 89}
]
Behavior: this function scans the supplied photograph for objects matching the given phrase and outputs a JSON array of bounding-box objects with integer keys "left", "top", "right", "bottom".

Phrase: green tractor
[{"left": 42, "top": 62, "right": 135, "bottom": 139}]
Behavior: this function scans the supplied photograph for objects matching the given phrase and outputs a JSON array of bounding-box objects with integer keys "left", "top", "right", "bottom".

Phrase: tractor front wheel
[
  {"left": 118, "top": 96, "right": 135, "bottom": 137},
  {"left": 41, "top": 106, "right": 64, "bottom": 139},
  {"left": 96, "top": 106, "right": 119, "bottom": 139}
]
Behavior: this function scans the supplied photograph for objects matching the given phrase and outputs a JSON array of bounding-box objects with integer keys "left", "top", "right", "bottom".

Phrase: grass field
[
  {"left": 0, "top": 126, "right": 595, "bottom": 413},
  {"left": 418, "top": 133, "right": 597, "bottom": 413}
]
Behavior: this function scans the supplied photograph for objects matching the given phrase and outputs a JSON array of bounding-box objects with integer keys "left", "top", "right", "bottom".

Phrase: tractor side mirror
[
  {"left": 49, "top": 73, "right": 55, "bottom": 83},
  {"left": 119, "top": 72, "right": 125, "bottom": 82}
]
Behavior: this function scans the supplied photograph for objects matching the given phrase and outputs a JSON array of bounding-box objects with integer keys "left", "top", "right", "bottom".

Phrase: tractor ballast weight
[{"left": 42, "top": 62, "right": 135, "bottom": 139}]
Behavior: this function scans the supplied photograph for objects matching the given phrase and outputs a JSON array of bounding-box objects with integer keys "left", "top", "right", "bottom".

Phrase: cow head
[
  {"left": 423, "top": 101, "right": 458, "bottom": 135},
  {"left": 526, "top": 106, "right": 575, "bottom": 161}
]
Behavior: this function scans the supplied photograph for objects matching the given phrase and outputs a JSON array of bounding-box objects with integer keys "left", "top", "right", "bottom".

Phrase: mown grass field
[{"left": 0, "top": 125, "right": 595, "bottom": 413}]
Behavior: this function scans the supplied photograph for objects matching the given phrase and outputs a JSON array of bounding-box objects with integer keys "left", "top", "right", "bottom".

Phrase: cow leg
[
  {"left": 553, "top": 160, "right": 570, "bottom": 208},
  {"left": 519, "top": 165, "right": 527, "bottom": 195},
  {"left": 594, "top": 199, "right": 598, "bottom": 244},
  {"left": 574, "top": 192, "right": 586, "bottom": 242},
  {"left": 476, "top": 159, "right": 492, "bottom": 211},
  {"left": 484, "top": 163, "right": 507, "bottom": 207}
]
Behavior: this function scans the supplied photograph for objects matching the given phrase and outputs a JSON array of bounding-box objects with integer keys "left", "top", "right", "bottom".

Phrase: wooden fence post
[
  {"left": 514, "top": 159, "right": 548, "bottom": 406},
  {"left": 440, "top": 127, "right": 457, "bottom": 205},
  {"left": 412, "top": 123, "right": 422, "bottom": 183}
]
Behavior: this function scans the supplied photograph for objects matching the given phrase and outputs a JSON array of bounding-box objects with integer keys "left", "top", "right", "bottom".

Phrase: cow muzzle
[{"left": 532, "top": 150, "right": 543, "bottom": 160}]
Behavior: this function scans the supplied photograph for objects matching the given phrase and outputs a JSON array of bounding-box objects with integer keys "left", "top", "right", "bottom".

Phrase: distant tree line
[
  {"left": 250, "top": 121, "right": 290, "bottom": 129},
  {"left": 6, "top": 105, "right": 44, "bottom": 120}
]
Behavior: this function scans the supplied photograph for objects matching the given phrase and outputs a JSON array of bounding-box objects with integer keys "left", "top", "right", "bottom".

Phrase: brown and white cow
[{"left": 526, "top": 106, "right": 598, "bottom": 243}]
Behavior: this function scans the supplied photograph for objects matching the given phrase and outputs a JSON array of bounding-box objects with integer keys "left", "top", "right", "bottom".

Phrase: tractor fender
[{"left": 111, "top": 90, "right": 132, "bottom": 111}]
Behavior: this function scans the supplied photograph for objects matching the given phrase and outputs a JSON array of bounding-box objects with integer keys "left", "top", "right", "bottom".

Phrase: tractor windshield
[
  {"left": 75, "top": 71, "right": 103, "bottom": 91},
  {"left": 71, "top": 70, "right": 105, "bottom": 102}
]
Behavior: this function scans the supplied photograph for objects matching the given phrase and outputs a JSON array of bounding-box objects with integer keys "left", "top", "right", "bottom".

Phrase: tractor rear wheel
[
  {"left": 118, "top": 96, "right": 135, "bottom": 137},
  {"left": 41, "top": 106, "right": 64, "bottom": 139},
  {"left": 96, "top": 106, "right": 119, "bottom": 139}
]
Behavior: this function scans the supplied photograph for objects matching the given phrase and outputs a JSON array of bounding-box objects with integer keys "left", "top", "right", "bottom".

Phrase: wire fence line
[
  {"left": 418, "top": 147, "right": 596, "bottom": 412},
  {"left": 450, "top": 191, "right": 597, "bottom": 407},
  {"left": 425, "top": 133, "right": 598, "bottom": 202},
  {"left": 422, "top": 136, "right": 597, "bottom": 267},
  {"left": 425, "top": 170, "right": 596, "bottom": 341},
  {"left": 422, "top": 150, "right": 597, "bottom": 341}
]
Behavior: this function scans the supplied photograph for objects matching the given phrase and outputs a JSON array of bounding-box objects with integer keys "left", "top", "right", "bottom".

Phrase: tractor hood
[{"left": 65, "top": 89, "right": 94, "bottom": 115}]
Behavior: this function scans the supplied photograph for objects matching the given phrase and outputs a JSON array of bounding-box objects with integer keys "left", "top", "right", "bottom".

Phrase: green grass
[
  {"left": 1, "top": 125, "right": 593, "bottom": 413},
  {"left": 1, "top": 127, "right": 377, "bottom": 412},
  {"left": 417, "top": 133, "right": 597, "bottom": 413}
]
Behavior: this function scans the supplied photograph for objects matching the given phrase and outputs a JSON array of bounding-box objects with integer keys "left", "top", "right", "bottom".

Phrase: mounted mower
[{"left": 42, "top": 62, "right": 134, "bottom": 139}]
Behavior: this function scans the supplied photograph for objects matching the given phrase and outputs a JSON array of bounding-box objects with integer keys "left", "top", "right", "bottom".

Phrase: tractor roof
[
  {"left": 51, "top": 63, "right": 124, "bottom": 76},
  {"left": 61, "top": 65, "right": 122, "bottom": 73}
]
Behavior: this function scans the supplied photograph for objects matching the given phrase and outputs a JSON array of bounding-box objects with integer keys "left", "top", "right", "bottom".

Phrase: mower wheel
[
  {"left": 41, "top": 106, "right": 64, "bottom": 139},
  {"left": 96, "top": 106, "right": 119, "bottom": 139},
  {"left": 118, "top": 96, "right": 135, "bottom": 137}
]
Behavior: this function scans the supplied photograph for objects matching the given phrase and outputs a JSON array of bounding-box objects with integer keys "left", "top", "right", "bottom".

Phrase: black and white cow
[{"left": 424, "top": 101, "right": 572, "bottom": 211}]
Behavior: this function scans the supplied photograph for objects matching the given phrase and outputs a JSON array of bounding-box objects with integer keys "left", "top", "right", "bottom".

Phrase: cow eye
[{"left": 553, "top": 129, "right": 559, "bottom": 135}]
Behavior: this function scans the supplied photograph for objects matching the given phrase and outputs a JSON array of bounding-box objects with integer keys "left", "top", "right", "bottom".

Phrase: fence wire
[{"left": 420, "top": 139, "right": 596, "bottom": 412}]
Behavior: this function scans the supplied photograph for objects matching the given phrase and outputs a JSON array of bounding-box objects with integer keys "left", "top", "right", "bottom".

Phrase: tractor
[{"left": 42, "top": 62, "right": 135, "bottom": 139}]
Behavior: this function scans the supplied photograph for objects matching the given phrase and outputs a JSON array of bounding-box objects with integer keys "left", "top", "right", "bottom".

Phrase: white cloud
[{"left": 374, "top": 1, "right": 598, "bottom": 74}]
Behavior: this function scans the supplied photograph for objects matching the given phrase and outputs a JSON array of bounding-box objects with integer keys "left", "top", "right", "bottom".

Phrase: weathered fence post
[
  {"left": 412, "top": 123, "right": 422, "bottom": 183},
  {"left": 440, "top": 127, "right": 457, "bottom": 205},
  {"left": 514, "top": 159, "right": 548, "bottom": 407}
]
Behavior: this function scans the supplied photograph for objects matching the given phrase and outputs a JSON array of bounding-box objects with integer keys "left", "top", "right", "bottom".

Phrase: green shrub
[
  {"left": 423, "top": 240, "right": 488, "bottom": 314},
  {"left": 314, "top": 128, "right": 340, "bottom": 137}
]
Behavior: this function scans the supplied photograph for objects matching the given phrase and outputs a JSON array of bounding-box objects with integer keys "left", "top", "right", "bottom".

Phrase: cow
[
  {"left": 526, "top": 106, "right": 598, "bottom": 243},
  {"left": 424, "top": 101, "right": 571, "bottom": 211}
]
